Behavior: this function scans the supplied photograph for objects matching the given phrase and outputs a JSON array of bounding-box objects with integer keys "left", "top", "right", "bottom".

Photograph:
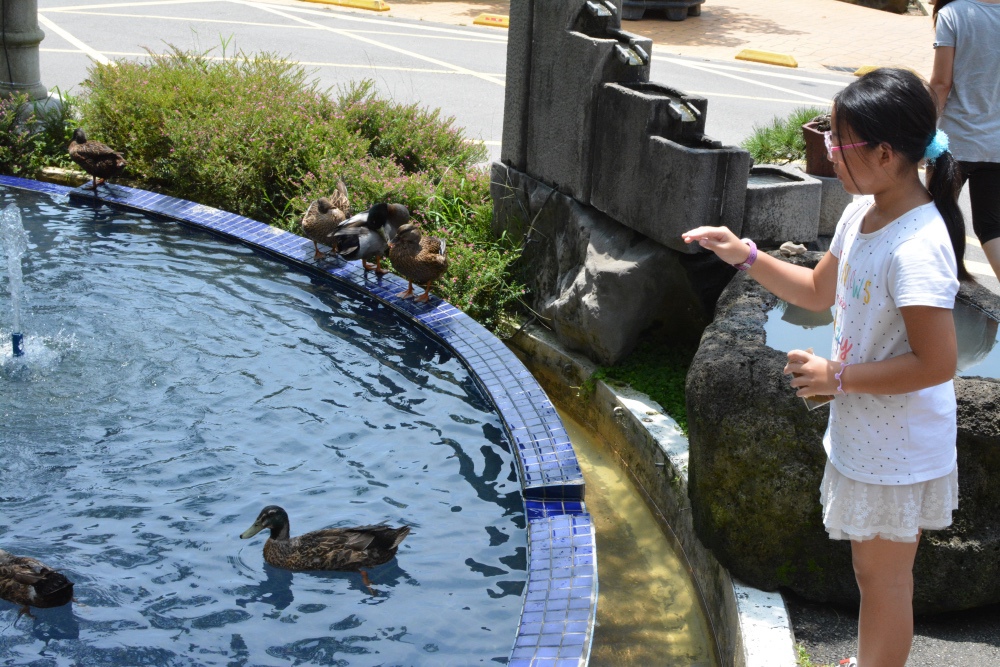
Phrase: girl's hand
[
  {"left": 784, "top": 349, "right": 839, "bottom": 397},
  {"left": 681, "top": 226, "right": 751, "bottom": 266}
]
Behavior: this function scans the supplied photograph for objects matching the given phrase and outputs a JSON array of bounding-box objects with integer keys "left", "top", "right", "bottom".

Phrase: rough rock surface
[
  {"left": 492, "top": 162, "right": 731, "bottom": 365},
  {"left": 686, "top": 251, "right": 1000, "bottom": 613}
]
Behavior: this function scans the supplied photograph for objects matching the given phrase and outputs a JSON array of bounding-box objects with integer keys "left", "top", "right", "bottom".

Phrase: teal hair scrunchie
[{"left": 924, "top": 129, "right": 949, "bottom": 163}]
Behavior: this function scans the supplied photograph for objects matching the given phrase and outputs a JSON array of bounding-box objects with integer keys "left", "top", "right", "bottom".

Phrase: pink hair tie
[{"left": 835, "top": 363, "right": 849, "bottom": 394}]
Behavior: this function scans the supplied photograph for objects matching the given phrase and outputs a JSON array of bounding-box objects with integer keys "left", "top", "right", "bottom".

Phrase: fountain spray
[{"left": 1, "top": 203, "right": 29, "bottom": 357}]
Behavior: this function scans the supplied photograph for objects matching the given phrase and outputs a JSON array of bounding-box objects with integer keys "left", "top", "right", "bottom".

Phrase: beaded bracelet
[
  {"left": 733, "top": 238, "right": 757, "bottom": 271},
  {"left": 835, "top": 362, "right": 849, "bottom": 394}
]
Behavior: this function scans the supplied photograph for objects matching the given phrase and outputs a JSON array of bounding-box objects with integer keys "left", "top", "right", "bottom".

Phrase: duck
[
  {"left": 301, "top": 183, "right": 349, "bottom": 258},
  {"left": 388, "top": 223, "right": 448, "bottom": 303},
  {"left": 240, "top": 505, "right": 410, "bottom": 588},
  {"left": 67, "top": 128, "right": 126, "bottom": 197},
  {"left": 0, "top": 549, "right": 74, "bottom": 615},
  {"left": 330, "top": 202, "right": 410, "bottom": 274}
]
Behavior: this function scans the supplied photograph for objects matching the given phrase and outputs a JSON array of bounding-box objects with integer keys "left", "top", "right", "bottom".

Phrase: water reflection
[{"left": 767, "top": 300, "right": 1000, "bottom": 378}]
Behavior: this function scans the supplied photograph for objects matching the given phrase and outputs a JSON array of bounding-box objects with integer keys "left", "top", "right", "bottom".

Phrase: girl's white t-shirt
[{"left": 825, "top": 198, "right": 959, "bottom": 485}]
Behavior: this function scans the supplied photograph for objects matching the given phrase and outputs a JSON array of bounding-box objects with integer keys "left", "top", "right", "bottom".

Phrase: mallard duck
[
  {"left": 67, "top": 128, "right": 126, "bottom": 197},
  {"left": 301, "top": 189, "right": 348, "bottom": 258},
  {"left": 330, "top": 203, "right": 410, "bottom": 274},
  {"left": 0, "top": 549, "right": 74, "bottom": 615},
  {"left": 240, "top": 506, "right": 410, "bottom": 587},
  {"left": 388, "top": 223, "right": 448, "bottom": 303}
]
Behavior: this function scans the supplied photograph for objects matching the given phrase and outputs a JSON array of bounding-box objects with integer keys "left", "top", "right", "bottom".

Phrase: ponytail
[
  {"left": 835, "top": 68, "right": 972, "bottom": 282},
  {"left": 926, "top": 153, "right": 971, "bottom": 282}
]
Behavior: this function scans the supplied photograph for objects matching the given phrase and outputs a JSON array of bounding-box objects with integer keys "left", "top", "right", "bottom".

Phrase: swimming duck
[
  {"left": 388, "top": 223, "right": 448, "bottom": 303},
  {"left": 330, "top": 203, "right": 410, "bottom": 274},
  {"left": 67, "top": 128, "right": 126, "bottom": 197},
  {"left": 0, "top": 549, "right": 74, "bottom": 615},
  {"left": 301, "top": 189, "right": 348, "bottom": 258},
  {"left": 240, "top": 505, "right": 410, "bottom": 587}
]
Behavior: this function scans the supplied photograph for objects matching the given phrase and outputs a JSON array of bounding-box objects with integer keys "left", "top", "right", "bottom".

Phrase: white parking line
[
  {"left": 37, "top": 14, "right": 111, "bottom": 65},
  {"left": 42, "top": 9, "right": 507, "bottom": 45},
  {"left": 229, "top": 0, "right": 506, "bottom": 86},
  {"left": 967, "top": 259, "right": 996, "bottom": 278},
  {"left": 653, "top": 52, "right": 851, "bottom": 87},
  {"left": 652, "top": 56, "right": 834, "bottom": 105},
  {"left": 39, "top": 47, "right": 505, "bottom": 77}
]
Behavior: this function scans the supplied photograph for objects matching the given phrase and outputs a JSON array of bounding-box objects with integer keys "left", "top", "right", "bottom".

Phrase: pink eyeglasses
[{"left": 823, "top": 131, "right": 870, "bottom": 160}]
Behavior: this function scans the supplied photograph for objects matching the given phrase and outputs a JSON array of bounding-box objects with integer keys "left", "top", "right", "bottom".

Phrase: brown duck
[
  {"left": 301, "top": 181, "right": 349, "bottom": 258},
  {"left": 240, "top": 505, "right": 410, "bottom": 589},
  {"left": 388, "top": 223, "right": 448, "bottom": 302},
  {"left": 0, "top": 549, "right": 74, "bottom": 615},
  {"left": 68, "top": 128, "right": 126, "bottom": 196},
  {"left": 331, "top": 202, "right": 410, "bottom": 274}
]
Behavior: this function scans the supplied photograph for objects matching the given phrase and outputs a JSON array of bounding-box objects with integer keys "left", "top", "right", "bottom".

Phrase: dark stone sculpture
[{"left": 686, "top": 251, "right": 1000, "bottom": 613}]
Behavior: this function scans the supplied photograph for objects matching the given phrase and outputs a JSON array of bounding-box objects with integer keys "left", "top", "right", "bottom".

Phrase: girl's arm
[
  {"left": 929, "top": 46, "right": 955, "bottom": 117},
  {"left": 681, "top": 226, "right": 838, "bottom": 311},
  {"left": 785, "top": 305, "right": 958, "bottom": 397}
]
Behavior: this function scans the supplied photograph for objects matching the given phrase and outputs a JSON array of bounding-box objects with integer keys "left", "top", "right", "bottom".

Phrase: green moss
[{"left": 590, "top": 340, "right": 695, "bottom": 434}]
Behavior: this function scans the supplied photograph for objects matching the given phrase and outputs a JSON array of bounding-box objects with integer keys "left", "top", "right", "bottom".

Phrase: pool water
[
  {"left": 557, "top": 408, "right": 717, "bottom": 666},
  {"left": 764, "top": 300, "right": 1000, "bottom": 378},
  {"left": 0, "top": 188, "right": 527, "bottom": 665}
]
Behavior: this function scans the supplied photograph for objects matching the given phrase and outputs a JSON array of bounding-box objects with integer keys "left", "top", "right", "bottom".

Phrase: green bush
[
  {"left": 740, "top": 106, "right": 827, "bottom": 165},
  {"left": 0, "top": 93, "right": 41, "bottom": 176},
  {"left": 73, "top": 47, "right": 520, "bottom": 331}
]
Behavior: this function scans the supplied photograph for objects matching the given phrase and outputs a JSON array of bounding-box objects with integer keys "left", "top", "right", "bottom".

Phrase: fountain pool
[
  {"left": 764, "top": 299, "right": 1000, "bottom": 378},
  {"left": 0, "top": 184, "right": 532, "bottom": 665}
]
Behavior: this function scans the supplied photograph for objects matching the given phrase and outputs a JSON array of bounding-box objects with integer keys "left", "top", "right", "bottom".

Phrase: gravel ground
[{"left": 786, "top": 591, "right": 1000, "bottom": 666}]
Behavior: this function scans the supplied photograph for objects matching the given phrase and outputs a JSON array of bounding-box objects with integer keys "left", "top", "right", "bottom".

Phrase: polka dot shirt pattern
[{"left": 824, "top": 198, "right": 959, "bottom": 485}]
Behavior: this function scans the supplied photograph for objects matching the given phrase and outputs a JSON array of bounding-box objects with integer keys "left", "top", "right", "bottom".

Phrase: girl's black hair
[
  {"left": 933, "top": 0, "right": 958, "bottom": 25},
  {"left": 833, "top": 67, "right": 971, "bottom": 282}
]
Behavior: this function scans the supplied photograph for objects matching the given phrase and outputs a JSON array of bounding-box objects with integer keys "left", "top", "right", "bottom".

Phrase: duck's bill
[{"left": 240, "top": 522, "right": 264, "bottom": 539}]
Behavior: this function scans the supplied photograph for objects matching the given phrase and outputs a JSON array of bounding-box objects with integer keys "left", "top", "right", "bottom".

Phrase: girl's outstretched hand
[
  {"left": 784, "top": 349, "right": 839, "bottom": 397},
  {"left": 681, "top": 226, "right": 751, "bottom": 266}
]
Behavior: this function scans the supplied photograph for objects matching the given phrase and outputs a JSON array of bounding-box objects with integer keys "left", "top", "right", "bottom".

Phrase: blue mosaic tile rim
[{"left": 0, "top": 175, "right": 598, "bottom": 666}]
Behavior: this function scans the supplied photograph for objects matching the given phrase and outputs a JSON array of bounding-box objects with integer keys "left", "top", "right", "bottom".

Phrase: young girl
[{"left": 682, "top": 68, "right": 969, "bottom": 667}]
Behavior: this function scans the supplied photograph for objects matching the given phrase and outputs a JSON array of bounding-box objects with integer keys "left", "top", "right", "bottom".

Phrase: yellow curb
[
  {"left": 301, "top": 0, "right": 390, "bottom": 11},
  {"left": 473, "top": 13, "right": 509, "bottom": 28},
  {"left": 854, "top": 65, "right": 921, "bottom": 77},
  {"left": 735, "top": 49, "right": 797, "bottom": 68}
]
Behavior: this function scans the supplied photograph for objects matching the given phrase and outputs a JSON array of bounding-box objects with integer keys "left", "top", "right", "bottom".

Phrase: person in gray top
[{"left": 930, "top": 0, "right": 1000, "bottom": 280}]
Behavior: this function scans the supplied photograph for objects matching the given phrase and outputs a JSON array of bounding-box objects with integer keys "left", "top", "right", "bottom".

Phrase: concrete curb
[
  {"left": 473, "top": 13, "right": 509, "bottom": 28},
  {"left": 300, "top": 0, "right": 390, "bottom": 11},
  {"left": 735, "top": 49, "right": 798, "bottom": 68}
]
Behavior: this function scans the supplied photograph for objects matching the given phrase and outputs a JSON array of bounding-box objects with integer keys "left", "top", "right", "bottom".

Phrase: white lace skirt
[{"left": 820, "top": 460, "right": 959, "bottom": 542}]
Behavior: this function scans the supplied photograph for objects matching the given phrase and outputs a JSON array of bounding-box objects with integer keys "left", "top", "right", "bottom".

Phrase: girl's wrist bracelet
[
  {"left": 835, "top": 362, "right": 849, "bottom": 394},
  {"left": 733, "top": 238, "right": 757, "bottom": 271}
]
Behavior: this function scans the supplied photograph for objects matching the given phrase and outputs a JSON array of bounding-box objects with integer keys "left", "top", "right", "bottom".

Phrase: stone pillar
[{"left": 0, "top": 0, "right": 48, "bottom": 100}]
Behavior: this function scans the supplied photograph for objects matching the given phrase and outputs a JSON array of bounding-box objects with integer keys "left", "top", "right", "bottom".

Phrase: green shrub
[
  {"left": 740, "top": 106, "right": 827, "bottom": 165},
  {"left": 31, "top": 88, "right": 81, "bottom": 169},
  {"left": 76, "top": 47, "right": 521, "bottom": 331},
  {"left": 0, "top": 93, "right": 40, "bottom": 176}
]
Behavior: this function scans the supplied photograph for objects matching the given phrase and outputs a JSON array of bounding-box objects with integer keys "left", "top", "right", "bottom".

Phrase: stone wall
[{"left": 686, "top": 252, "right": 1000, "bottom": 613}]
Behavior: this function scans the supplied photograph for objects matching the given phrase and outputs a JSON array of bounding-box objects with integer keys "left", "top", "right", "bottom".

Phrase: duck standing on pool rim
[
  {"left": 301, "top": 181, "right": 350, "bottom": 258},
  {"left": 67, "top": 128, "right": 126, "bottom": 197},
  {"left": 330, "top": 202, "right": 410, "bottom": 274},
  {"left": 240, "top": 505, "right": 410, "bottom": 590},
  {"left": 0, "top": 549, "right": 74, "bottom": 616},
  {"left": 388, "top": 223, "right": 448, "bottom": 303}
]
